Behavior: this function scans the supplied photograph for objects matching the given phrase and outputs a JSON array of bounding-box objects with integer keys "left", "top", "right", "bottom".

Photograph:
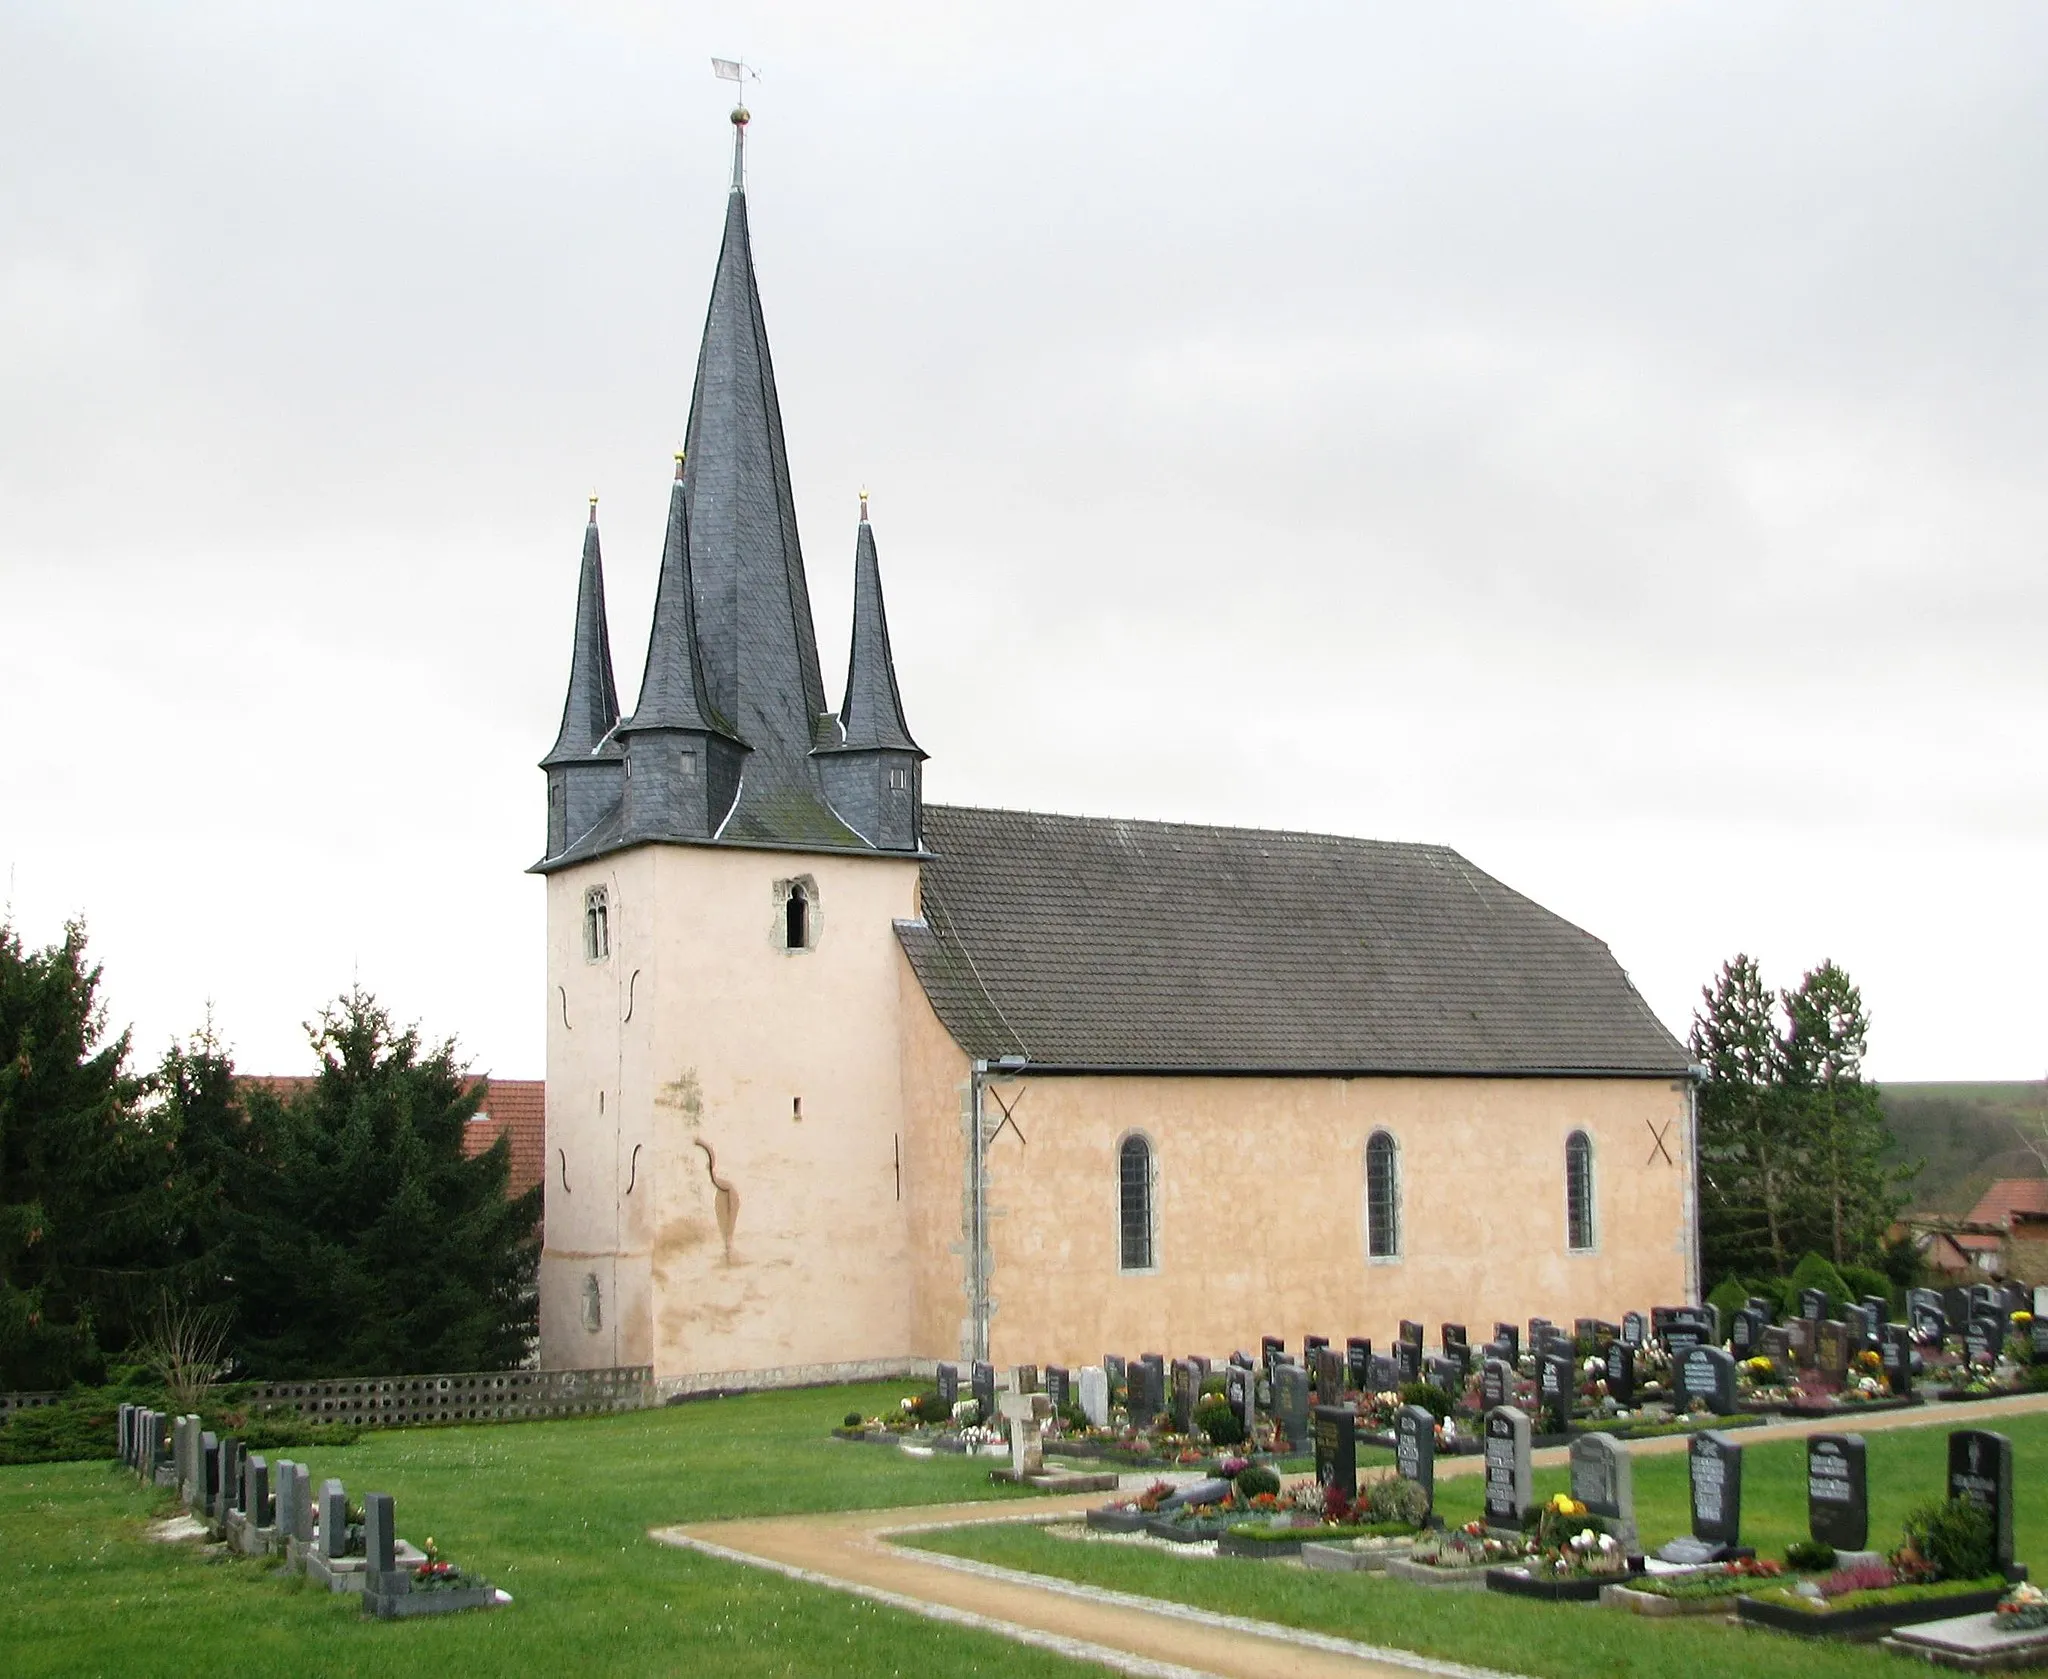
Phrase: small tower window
[
  {"left": 1566, "top": 1130, "right": 1596, "bottom": 1252},
  {"left": 888, "top": 765, "right": 908, "bottom": 791},
  {"left": 784, "top": 881, "right": 809, "bottom": 950},
  {"left": 679, "top": 748, "right": 698, "bottom": 779},
  {"left": 583, "top": 886, "right": 610, "bottom": 962},
  {"left": 1365, "top": 1130, "right": 1401, "bottom": 1259},
  {"left": 1118, "top": 1133, "right": 1154, "bottom": 1271}
]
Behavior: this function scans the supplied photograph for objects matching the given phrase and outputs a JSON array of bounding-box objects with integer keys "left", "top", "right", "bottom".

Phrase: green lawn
[
  {"left": 905, "top": 1408, "right": 2048, "bottom": 1679},
  {"left": 0, "top": 1383, "right": 1088, "bottom": 1679}
]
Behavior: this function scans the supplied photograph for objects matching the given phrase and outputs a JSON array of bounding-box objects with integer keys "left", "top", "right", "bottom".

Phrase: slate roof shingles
[{"left": 897, "top": 805, "right": 1689, "bottom": 1076}]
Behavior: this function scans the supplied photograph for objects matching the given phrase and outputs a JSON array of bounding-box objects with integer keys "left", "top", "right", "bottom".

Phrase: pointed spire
[
  {"left": 839, "top": 499, "right": 922, "bottom": 755},
  {"left": 541, "top": 499, "right": 620, "bottom": 766},
  {"left": 621, "top": 452, "right": 732, "bottom": 738}
]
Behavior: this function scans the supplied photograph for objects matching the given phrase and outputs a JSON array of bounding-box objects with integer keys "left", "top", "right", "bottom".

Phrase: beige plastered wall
[
  {"left": 897, "top": 965, "right": 1695, "bottom": 1368},
  {"left": 541, "top": 842, "right": 923, "bottom": 1381}
]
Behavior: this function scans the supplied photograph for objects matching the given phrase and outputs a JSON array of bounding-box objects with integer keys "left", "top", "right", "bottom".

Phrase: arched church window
[
  {"left": 583, "top": 886, "right": 610, "bottom": 962},
  {"left": 784, "top": 881, "right": 809, "bottom": 950},
  {"left": 1365, "top": 1130, "right": 1401, "bottom": 1259},
  {"left": 1118, "top": 1134, "right": 1154, "bottom": 1271},
  {"left": 1566, "top": 1130, "right": 1596, "bottom": 1252}
]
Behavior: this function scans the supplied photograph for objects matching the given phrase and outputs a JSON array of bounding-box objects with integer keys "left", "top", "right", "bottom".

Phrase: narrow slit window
[
  {"left": 1118, "top": 1134, "right": 1154, "bottom": 1271},
  {"left": 784, "top": 881, "right": 809, "bottom": 950},
  {"left": 1365, "top": 1130, "right": 1401, "bottom": 1259},
  {"left": 583, "top": 887, "right": 610, "bottom": 961},
  {"left": 888, "top": 765, "right": 908, "bottom": 791},
  {"left": 1566, "top": 1130, "right": 1595, "bottom": 1252}
]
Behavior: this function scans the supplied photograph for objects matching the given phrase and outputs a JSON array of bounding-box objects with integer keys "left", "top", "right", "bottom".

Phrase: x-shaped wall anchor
[
  {"left": 1646, "top": 1119, "right": 1676, "bottom": 1166},
  {"left": 986, "top": 1084, "right": 1029, "bottom": 1148}
]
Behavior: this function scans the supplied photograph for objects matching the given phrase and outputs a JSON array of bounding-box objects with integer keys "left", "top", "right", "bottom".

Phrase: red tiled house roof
[{"left": 1966, "top": 1178, "right": 2048, "bottom": 1229}]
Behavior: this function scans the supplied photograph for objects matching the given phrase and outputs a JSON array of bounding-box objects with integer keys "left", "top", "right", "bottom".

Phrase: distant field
[{"left": 1883, "top": 1080, "right": 2048, "bottom": 1213}]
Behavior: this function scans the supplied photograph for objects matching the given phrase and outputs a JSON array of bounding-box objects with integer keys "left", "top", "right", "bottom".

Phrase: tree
[
  {"left": 1690, "top": 954, "right": 1796, "bottom": 1280},
  {"left": 0, "top": 921, "right": 150, "bottom": 1389},
  {"left": 225, "top": 991, "right": 539, "bottom": 1377}
]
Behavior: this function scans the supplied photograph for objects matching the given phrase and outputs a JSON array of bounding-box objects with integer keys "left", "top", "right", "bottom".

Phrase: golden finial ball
[{"left": 731, "top": 105, "right": 750, "bottom": 126}]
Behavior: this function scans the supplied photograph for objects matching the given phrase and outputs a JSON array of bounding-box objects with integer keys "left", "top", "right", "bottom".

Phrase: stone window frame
[
  {"left": 1364, "top": 1129, "right": 1402, "bottom": 1263},
  {"left": 1565, "top": 1129, "right": 1598, "bottom": 1254},
  {"left": 774, "top": 874, "right": 821, "bottom": 954},
  {"left": 1116, "top": 1131, "right": 1157, "bottom": 1275},
  {"left": 582, "top": 886, "right": 611, "bottom": 963}
]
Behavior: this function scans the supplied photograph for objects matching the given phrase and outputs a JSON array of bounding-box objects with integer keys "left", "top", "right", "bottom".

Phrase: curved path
[{"left": 653, "top": 1390, "right": 2048, "bottom": 1679}]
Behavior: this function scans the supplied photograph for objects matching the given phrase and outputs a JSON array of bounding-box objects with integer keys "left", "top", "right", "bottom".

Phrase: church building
[{"left": 533, "top": 111, "right": 1700, "bottom": 1391}]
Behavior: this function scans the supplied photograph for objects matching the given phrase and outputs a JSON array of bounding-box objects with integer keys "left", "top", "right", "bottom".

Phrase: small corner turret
[
  {"left": 817, "top": 492, "right": 926, "bottom": 852},
  {"left": 540, "top": 496, "right": 624, "bottom": 860}
]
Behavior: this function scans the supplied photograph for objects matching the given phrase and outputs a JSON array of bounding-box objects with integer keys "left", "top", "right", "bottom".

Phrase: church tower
[{"left": 533, "top": 107, "right": 928, "bottom": 1384}]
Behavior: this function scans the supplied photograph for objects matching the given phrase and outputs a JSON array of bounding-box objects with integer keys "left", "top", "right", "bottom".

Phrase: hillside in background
[{"left": 1882, "top": 1082, "right": 2048, "bottom": 1214}]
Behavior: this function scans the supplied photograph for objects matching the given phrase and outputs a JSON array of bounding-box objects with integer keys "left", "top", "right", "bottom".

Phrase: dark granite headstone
[
  {"left": 1014, "top": 1364, "right": 1040, "bottom": 1394},
  {"left": 1394, "top": 1403, "right": 1436, "bottom": 1514},
  {"left": 1225, "top": 1363, "right": 1255, "bottom": 1433},
  {"left": 363, "top": 1491, "right": 395, "bottom": 1574},
  {"left": 1730, "top": 1309, "right": 1761, "bottom": 1359},
  {"left": 1303, "top": 1334, "right": 1329, "bottom": 1368},
  {"left": 2033, "top": 1316, "right": 2048, "bottom": 1361},
  {"left": 1538, "top": 1350, "right": 1573, "bottom": 1434},
  {"left": 1806, "top": 1434, "right": 1868, "bottom": 1552},
  {"left": 1966, "top": 1318, "right": 2004, "bottom": 1366},
  {"left": 1044, "top": 1366, "right": 1070, "bottom": 1416},
  {"left": 972, "top": 1360, "right": 997, "bottom": 1424},
  {"left": 1761, "top": 1324, "right": 1792, "bottom": 1365},
  {"left": 246, "top": 1454, "right": 272, "bottom": 1530},
  {"left": 1368, "top": 1354, "right": 1400, "bottom": 1392},
  {"left": 1605, "top": 1339, "right": 1636, "bottom": 1405},
  {"left": 1943, "top": 1287, "right": 1971, "bottom": 1331},
  {"left": 1788, "top": 1316, "right": 1816, "bottom": 1368},
  {"left": 1483, "top": 1406, "right": 1532, "bottom": 1530},
  {"left": 1679, "top": 1346, "right": 1737, "bottom": 1416},
  {"left": 318, "top": 1478, "right": 347, "bottom": 1561},
  {"left": 1801, "top": 1288, "right": 1828, "bottom": 1321},
  {"left": 1880, "top": 1324, "right": 1914, "bottom": 1397},
  {"left": 936, "top": 1363, "right": 959, "bottom": 1409},
  {"left": 1689, "top": 1430, "right": 1743, "bottom": 1550},
  {"left": 1440, "top": 1324, "right": 1469, "bottom": 1369},
  {"left": 1393, "top": 1338, "right": 1421, "bottom": 1386},
  {"left": 1170, "top": 1359, "right": 1198, "bottom": 1433},
  {"left": 1345, "top": 1338, "right": 1371, "bottom": 1391},
  {"left": 1274, "top": 1363, "right": 1310, "bottom": 1453},
  {"left": 1621, "top": 1310, "right": 1646, "bottom": 1348},
  {"left": 1947, "top": 1430, "right": 2015, "bottom": 1572},
  {"left": 1260, "top": 1336, "right": 1285, "bottom": 1378},
  {"left": 1131, "top": 1356, "right": 1165, "bottom": 1424},
  {"left": 1312, "top": 1405, "right": 1358, "bottom": 1502},
  {"left": 1481, "top": 1356, "right": 1512, "bottom": 1411},
  {"left": 1816, "top": 1320, "right": 1848, "bottom": 1378},
  {"left": 1399, "top": 1319, "right": 1424, "bottom": 1348},
  {"left": 201, "top": 1433, "right": 219, "bottom": 1505},
  {"left": 1664, "top": 1321, "right": 1704, "bottom": 1356},
  {"left": 1424, "top": 1355, "right": 1461, "bottom": 1394},
  {"left": 1312, "top": 1346, "right": 1345, "bottom": 1404},
  {"left": 1528, "top": 1316, "right": 1555, "bottom": 1352},
  {"left": 1493, "top": 1322, "right": 1521, "bottom": 1362},
  {"left": 1228, "top": 1349, "right": 1254, "bottom": 1370}
]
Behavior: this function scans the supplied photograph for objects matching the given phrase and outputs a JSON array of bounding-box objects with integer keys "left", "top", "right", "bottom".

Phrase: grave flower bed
[
  {"left": 1486, "top": 1494, "right": 1639, "bottom": 1601},
  {"left": 1997, "top": 1581, "right": 2048, "bottom": 1631},
  {"left": 1217, "top": 1473, "right": 1429, "bottom": 1559}
]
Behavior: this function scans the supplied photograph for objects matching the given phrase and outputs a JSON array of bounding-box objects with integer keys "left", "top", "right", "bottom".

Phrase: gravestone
[
  {"left": 1303, "top": 1334, "right": 1329, "bottom": 1367},
  {"left": 1679, "top": 1346, "right": 1737, "bottom": 1416},
  {"left": 1966, "top": 1318, "right": 2004, "bottom": 1366},
  {"left": 1730, "top": 1309, "right": 1762, "bottom": 1360},
  {"left": 1573, "top": 1317, "right": 1600, "bottom": 1348},
  {"left": 1274, "top": 1363, "right": 1310, "bottom": 1452},
  {"left": 1393, "top": 1339, "right": 1421, "bottom": 1385},
  {"left": 1224, "top": 1363, "right": 1255, "bottom": 1435},
  {"left": 1943, "top": 1287, "right": 1971, "bottom": 1331},
  {"left": 217, "top": 1440, "right": 241, "bottom": 1523},
  {"left": 1494, "top": 1322, "right": 1521, "bottom": 1362},
  {"left": 1539, "top": 1326, "right": 1573, "bottom": 1358},
  {"left": 1659, "top": 1430, "right": 1744, "bottom": 1564},
  {"left": 1801, "top": 1288, "right": 1828, "bottom": 1321},
  {"left": 1908, "top": 1287, "right": 1943, "bottom": 1333},
  {"left": 1569, "top": 1433, "right": 1637, "bottom": 1553},
  {"left": 1621, "top": 1311, "right": 1646, "bottom": 1348},
  {"left": 1947, "top": 1430, "right": 2016, "bottom": 1572},
  {"left": 1013, "top": 1364, "right": 1039, "bottom": 1395},
  {"left": 2036, "top": 1284, "right": 2048, "bottom": 1320},
  {"left": 1605, "top": 1339, "right": 1636, "bottom": 1405},
  {"left": 1440, "top": 1324, "right": 1469, "bottom": 1370},
  {"left": 1044, "top": 1366, "right": 1070, "bottom": 1417},
  {"left": 1817, "top": 1320, "right": 1849, "bottom": 1379},
  {"left": 1000, "top": 1391, "right": 1051, "bottom": 1477},
  {"left": 1423, "top": 1355, "right": 1461, "bottom": 1395},
  {"left": 278, "top": 1462, "right": 311, "bottom": 1547},
  {"left": 318, "top": 1479, "right": 347, "bottom": 1560},
  {"left": 1807, "top": 1434, "right": 1869, "bottom": 1552},
  {"left": 1260, "top": 1336, "right": 1285, "bottom": 1378},
  {"left": 936, "top": 1363, "right": 959, "bottom": 1410},
  {"left": 1345, "top": 1338, "right": 1371, "bottom": 1391},
  {"left": 1481, "top": 1357, "right": 1512, "bottom": 1411},
  {"left": 1788, "top": 1316, "right": 1816, "bottom": 1368},
  {"left": 1368, "top": 1354, "right": 1399, "bottom": 1392},
  {"left": 1914, "top": 1299, "right": 1947, "bottom": 1344},
  {"left": 200, "top": 1433, "right": 219, "bottom": 1509},
  {"left": 1312, "top": 1405, "right": 1358, "bottom": 1503},
  {"left": 972, "top": 1361, "right": 997, "bottom": 1424},
  {"left": 245, "top": 1454, "right": 271, "bottom": 1533},
  {"left": 1394, "top": 1404, "right": 1436, "bottom": 1515},
  {"left": 1761, "top": 1324, "right": 1792, "bottom": 1365},
  {"left": 1312, "top": 1346, "right": 1345, "bottom": 1404},
  {"left": 1483, "top": 1406, "right": 1532, "bottom": 1532},
  {"left": 1399, "top": 1319, "right": 1424, "bottom": 1349},
  {"left": 2033, "top": 1316, "right": 2048, "bottom": 1361},
  {"left": 363, "top": 1491, "right": 395, "bottom": 1576},
  {"left": 118, "top": 1403, "right": 133, "bottom": 1465},
  {"left": 1881, "top": 1323, "right": 1915, "bottom": 1397},
  {"left": 1190, "top": 1355, "right": 1211, "bottom": 1379},
  {"left": 1664, "top": 1320, "right": 1704, "bottom": 1356},
  {"left": 1538, "top": 1350, "right": 1573, "bottom": 1435},
  {"left": 1131, "top": 1356, "right": 1165, "bottom": 1424},
  {"left": 1228, "top": 1349, "right": 1254, "bottom": 1370},
  {"left": 1102, "top": 1353, "right": 1127, "bottom": 1389},
  {"left": 1170, "top": 1359, "right": 1198, "bottom": 1433},
  {"left": 1077, "top": 1366, "right": 1110, "bottom": 1428}
]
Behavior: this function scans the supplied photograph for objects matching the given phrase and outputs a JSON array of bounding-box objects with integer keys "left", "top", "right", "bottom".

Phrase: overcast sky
[{"left": 4, "top": 2, "right": 2045, "bottom": 1083}]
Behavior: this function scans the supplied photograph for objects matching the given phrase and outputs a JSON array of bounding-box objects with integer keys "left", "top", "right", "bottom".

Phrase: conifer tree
[
  {"left": 1690, "top": 954, "right": 1795, "bottom": 1280},
  {"left": 226, "top": 991, "right": 539, "bottom": 1377}
]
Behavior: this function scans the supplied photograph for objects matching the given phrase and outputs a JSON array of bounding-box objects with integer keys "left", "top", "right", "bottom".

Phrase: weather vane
[{"left": 712, "top": 57, "right": 761, "bottom": 190}]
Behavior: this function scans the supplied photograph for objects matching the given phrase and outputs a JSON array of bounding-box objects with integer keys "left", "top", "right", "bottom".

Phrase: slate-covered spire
[
  {"left": 839, "top": 494, "right": 921, "bottom": 754},
  {"left": 672, "top": 108, "right": 860, "bottom": 848},
  {"left": 542, "top": 497, "right": 620, "bottom": 767},
  {"left": 621, "top": 453, "right": 729, "bottom": 738}
]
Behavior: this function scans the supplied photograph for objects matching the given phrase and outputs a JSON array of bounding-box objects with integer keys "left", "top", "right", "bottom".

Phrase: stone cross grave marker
[
  {"left": 1481, "top": 1357, "right": 1511, "bottom": 1411},
  {"left": 1680, "top": 1346, "right": 1736, "bottom": 1415},
  {"left": 999, "top": 1392, "right": 1050, "bottom": 1477},
  {"left": 1313, "top": 1404, "right": 1357, "bottom": 1503},
  {"left": 1345, "top": 1338, "right": 1371, "bottom": 1392},
  {"left": 1807, "top": 1434, "right": 1868, "bottom": 1552},
  {"left": 1605, "top": 1340, "right": 1636, "bottom": 1404},
  {"left": 1621, "top": 1311, "right": 1646, "bottom": 1347},
  {"left": 1948, "top": 1430, "right": 2015, "bottom": 1572},
  {"left": 1538, "top": 1349, "right": 1573, "bottom": 1435},
  {"left": 1483, "top": 1406, "right": 1532, "bottom": 1533},
  {"left": 1881, "top": 1323, "right": 1914, "bottom": 1397},
  {"left": 1494, "top": 1322, "right": 1521, "bottom": 1362},
  {"left": 1078, "top": 1366, "right": 1109, "bottom": 1428},
  {"left": 1274, "top": 1362, "right": 1310, "bottom": 1453},
  {"left": 971, "top": 1360, "right": 997, "bottom": 1423},
  {"left": 1224, "top": 1363, "right": 1254, "bottom": 1434},
  {"left": 1170, "top": 1359, "right": 1197, "bottom": 1434},
  {"left": 1569, "top": 1433, "right": 1637, "bottom": 1553},
  {"left": 319, "top": 1479, "right": 347, "bottom": 1560},
  {"left": 1394, "top": 1404, "right": 1436, "bottom": 1515},
  {"left": 1044, "top": 1365, "right": 1070, "bottom": 1416},
  {"left": 363, "top": 1491, "right": 396, "bottom": 1577}
]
